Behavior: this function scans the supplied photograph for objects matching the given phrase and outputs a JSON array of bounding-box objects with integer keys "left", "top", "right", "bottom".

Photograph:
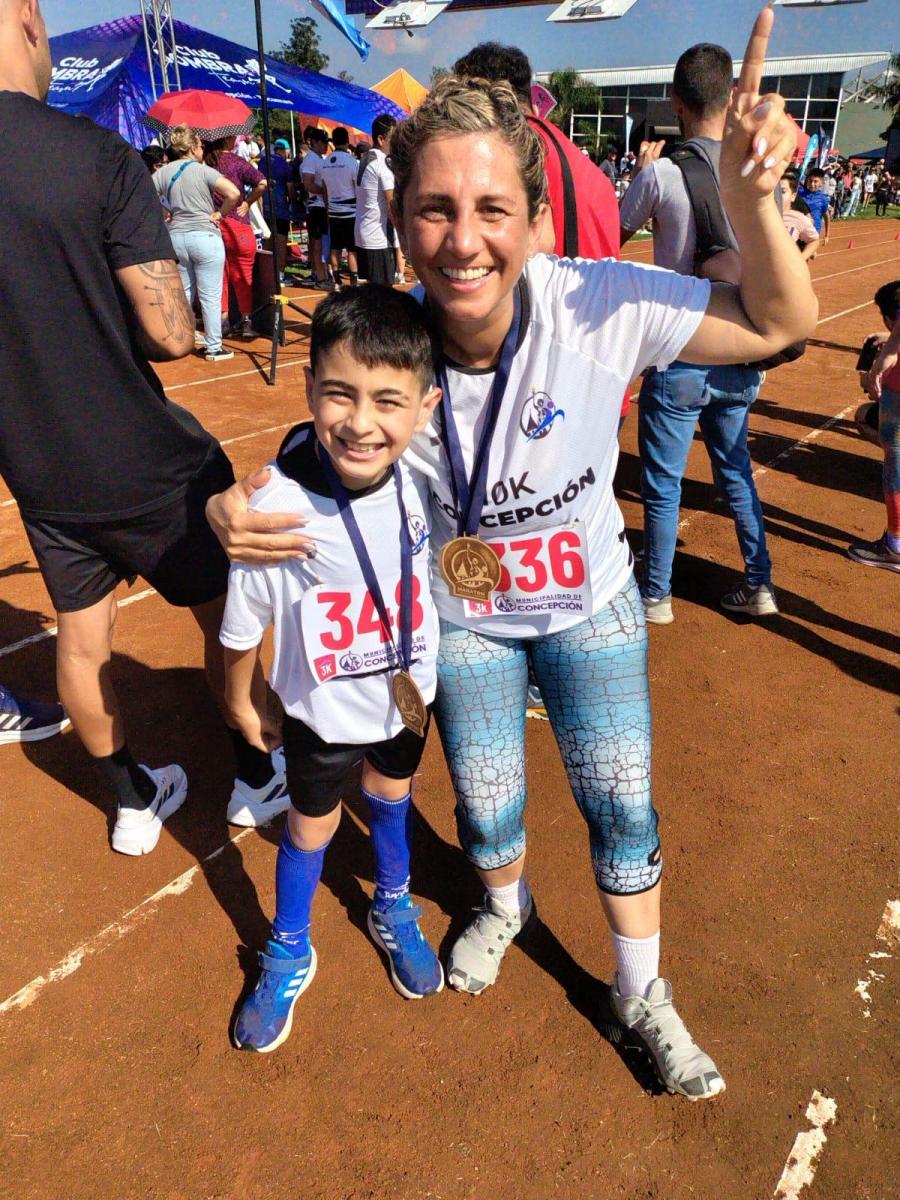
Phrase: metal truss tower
[{"left": 140, "top": 0, "right": 182, "bottom": 99}]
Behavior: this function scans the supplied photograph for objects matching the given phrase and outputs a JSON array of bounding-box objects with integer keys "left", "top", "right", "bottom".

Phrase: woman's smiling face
[{"left": 396, "top": 131, "right": 543, "bottom": 357}]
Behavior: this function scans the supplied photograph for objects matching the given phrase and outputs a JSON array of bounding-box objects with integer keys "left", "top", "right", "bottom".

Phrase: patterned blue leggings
[{"left": 435, "top": 574, "right": 661, "bottom": 896}]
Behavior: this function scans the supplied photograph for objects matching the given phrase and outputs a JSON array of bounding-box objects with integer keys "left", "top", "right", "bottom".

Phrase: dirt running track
[{"left": 0, "top": 222, "right": 897, "bottom": 1200}]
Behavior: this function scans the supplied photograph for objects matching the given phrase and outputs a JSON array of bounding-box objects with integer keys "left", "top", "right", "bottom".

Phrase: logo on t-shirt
[
  {"left": 519, "top": 389, "right": 565, "bottom": 442},
  {"left": 407, "top": 513, "right": 429, "bottom": 554}
]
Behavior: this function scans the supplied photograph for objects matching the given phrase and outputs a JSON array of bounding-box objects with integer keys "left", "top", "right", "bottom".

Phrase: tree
[
  {"left": 271, "top": 16, "right": 329, "bottom": 73},
  {"left": 545, "top": 69, "right": 602, "bottom": 141},
  {"left": 866, "top": 53, "right": 900, "bottom": 142},
  {"left": 430, "top": 66, "right": 449, "bottom": 87},
  {"left": 338, "top": 69, "right": 354, "bottom": 84}
]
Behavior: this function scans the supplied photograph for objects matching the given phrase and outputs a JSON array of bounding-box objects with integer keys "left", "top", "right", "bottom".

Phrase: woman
[
  {"left": 203, "top": 135, "right": 268, "bottom": 340},
  {"left": 154, "top": 125, "right": 241, "bottom": 362},
  {"left": 208, "top": 9, "right": 816, "bottom": 1101}
]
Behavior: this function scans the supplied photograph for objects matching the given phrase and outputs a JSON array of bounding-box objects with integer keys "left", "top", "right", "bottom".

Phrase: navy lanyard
[
  {"left": 317, "top": 448, "right": 413, "bottom": 672},
  {"left": 436, "top": 287, "right": 522, "bottom": 538}
]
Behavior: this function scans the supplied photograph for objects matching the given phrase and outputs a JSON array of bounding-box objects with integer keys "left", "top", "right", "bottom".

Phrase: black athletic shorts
[
  {"left": 306, "top": 207, "right": 328, "bottom": 238},
  {"left": 357, "top": 246, "right": 395, "bottom": 286},
  {"left": 282, "top": 708, "right": 433, "bottom": 817},
  {"left": 328, "top": 216, "right": 356, "bottom": 253},
  {"left": 22, "top": 447, "right": 235, "bottom": 614}
]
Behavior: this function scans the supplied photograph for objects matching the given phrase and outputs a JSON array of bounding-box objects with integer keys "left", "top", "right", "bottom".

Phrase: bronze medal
[
  {"left": 439, "top": 536, "right": 502, "bottom": 602},
  {"left": 392, "top": 670, "right": 428, "bottom": 738}
]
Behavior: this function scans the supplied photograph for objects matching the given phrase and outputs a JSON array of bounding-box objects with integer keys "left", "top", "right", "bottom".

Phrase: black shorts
[
  {"left": 306, "top": 207, "right": 328, "bottom": 238},
  {"left": 357, "top": 246, "right": 395, "bottom": 286},
  {"left": 328, "top": 217, "right": 356, "bottom": 253},
  {"left": 22, "top": 447, "right": 235, "bottom": 614},
  {"left": 282, "top": 709, "right": 432, "bottom": 817}
]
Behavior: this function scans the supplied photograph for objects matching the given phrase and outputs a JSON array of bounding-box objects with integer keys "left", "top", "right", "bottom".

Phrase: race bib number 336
[
  {"left": 463, "top": 527, "right": 592, "bottom": 620},
  {"left": 301, "top": 578, "right": 428, "bottom": 683}
]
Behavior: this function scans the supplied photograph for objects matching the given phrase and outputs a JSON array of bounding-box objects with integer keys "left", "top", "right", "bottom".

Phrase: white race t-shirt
[
  {"left": 404, "top": 254, "right": 710, "bottom": 637},
  {"left": 864, "top": 172, "right": 877, "bottom": 194},
  {"left": 302, "top": 150, "right": 325, "bottom": 209},
  {"left": 320, "top": 148, "right": 358, "bottom": 218},
  {"left": 220, "top": 425, "right": 438, "bottom": 744},
  {"left": 355, "top": 148, "right": 395, "bottom": 250}
]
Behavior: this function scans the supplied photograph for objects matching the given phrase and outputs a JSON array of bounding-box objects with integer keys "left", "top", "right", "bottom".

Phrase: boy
[
  {"left": 798, "top": 167, "right": 831, "bottom": 245},
  {"left": 780, "top": 172, "right": 819, "bottom": 261},
  {"left": 848, "top": 280, "right": 900, "bottom": 573},
  {"left": 221, "top": 287, "right": 444, "bottom": 1053}
]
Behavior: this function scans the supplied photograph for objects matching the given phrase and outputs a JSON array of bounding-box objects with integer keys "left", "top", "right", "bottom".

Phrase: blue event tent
[{"left": 48, "top": 15, "right": 403, "bottom": 146}]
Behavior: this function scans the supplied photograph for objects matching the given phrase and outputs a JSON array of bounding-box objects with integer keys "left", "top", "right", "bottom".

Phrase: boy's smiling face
[{"left": 305, "top": 342, "right": 440, "bottom": 491}]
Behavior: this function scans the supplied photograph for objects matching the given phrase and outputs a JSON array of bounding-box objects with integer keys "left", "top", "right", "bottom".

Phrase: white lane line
[
  {"left": 0, "top": 587, "right": 158, "bottom": 660},
  {"left": 773, "top": 1092, "right": 838, "bottom": 1200},
  {"left": 0, "top": 828, "right": 255, "bottom": 1016},
  {"left": 854, "top": 898, "right": 899, "bottom": 1018},
  {"left": 816, "top": 299, "right": 874, "bottom": 325},
  {"left": 817, "top": 234, "right": 900, "bottom": 258},
  {"left": 165, "top": 351, "right": 308, "bottom": 392},
  {"left": 752, "top": 406, "right": 854, "bottom": 482},
  {"left": 813, "top": 256, "right": 900, "bottom": 285}
]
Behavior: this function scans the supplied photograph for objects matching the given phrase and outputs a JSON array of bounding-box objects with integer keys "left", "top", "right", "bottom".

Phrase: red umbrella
[{"left": 145, "top": 89, "right": 254, "bottom": 141}]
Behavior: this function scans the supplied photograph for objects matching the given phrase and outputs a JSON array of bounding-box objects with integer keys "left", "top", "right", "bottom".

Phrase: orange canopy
[{"left": 372, "top": 68, "right": 428, "bottom": 114}]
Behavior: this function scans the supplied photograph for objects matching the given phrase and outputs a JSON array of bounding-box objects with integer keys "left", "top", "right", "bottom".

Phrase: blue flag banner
[
  {"left": 799, "top": 132, "right": 819, "bottom": 180},
  {"left": 48, "top": 15, "right": 400, "bottom": 145},
  {"left": 309, "top": 0, "right": 371, "bottom": 61}
]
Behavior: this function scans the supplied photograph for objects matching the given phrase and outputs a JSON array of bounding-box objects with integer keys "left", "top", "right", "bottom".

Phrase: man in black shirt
[{"left": 0, "top": 0, "right": 288, "bottom": 853}]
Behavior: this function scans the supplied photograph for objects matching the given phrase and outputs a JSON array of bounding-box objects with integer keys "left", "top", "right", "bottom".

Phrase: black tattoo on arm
[{"left": 136, "top": 260, "right": 194, "bottom": 344}]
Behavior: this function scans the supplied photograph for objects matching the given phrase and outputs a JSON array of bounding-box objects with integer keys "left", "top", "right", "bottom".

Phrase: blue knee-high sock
[
  {"left": 270, "top": 823, "right": 328, "bottom": 953},
  {"left": 364, "top": 787, "right": 412, "bottom": 910}
]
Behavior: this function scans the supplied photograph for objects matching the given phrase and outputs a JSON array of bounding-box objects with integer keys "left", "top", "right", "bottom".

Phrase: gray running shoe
[
  {"left": 447, "top": 893, "right": 536, "bottom": 994},
  {"left": 610, "top": 976, "right": 725, "bottom": 1101},
  {"left": 643, "top": 594, "right": 674, "bottom": 625},
  {"left": 720, "top": 582, "right": 778, "bottom": 616},
  {"left": 847, "top": 535, "right": 900, "bottom": 573}
]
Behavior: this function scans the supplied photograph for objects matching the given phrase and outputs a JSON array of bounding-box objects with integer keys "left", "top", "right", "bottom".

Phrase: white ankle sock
[
  {"left": 486, "top": 877, "right": 530, "bottom": 914},
  {"left": 611, "top": 930, "right": 660, "bottom": 998}
]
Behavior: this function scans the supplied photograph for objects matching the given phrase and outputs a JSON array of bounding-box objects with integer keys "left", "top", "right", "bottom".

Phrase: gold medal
[
  {"left": 439, "top": 536, "right": 502, "bottom": 602},
  {"left": 392, "top": 670, "right": 428, "bottom": 738}
]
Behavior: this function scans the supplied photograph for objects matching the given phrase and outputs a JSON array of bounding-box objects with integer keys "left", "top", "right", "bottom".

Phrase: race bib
[
  {"left": 462, "top": 526, "right": 592, "bottom": 620},
  {"left": 300, "top": 577, "right": 430, "bottom": 683}
]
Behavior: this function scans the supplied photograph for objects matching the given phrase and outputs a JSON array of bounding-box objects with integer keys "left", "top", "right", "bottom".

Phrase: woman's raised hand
[{"left": 720, "top": 6, "right": 797, "bottom": 201}]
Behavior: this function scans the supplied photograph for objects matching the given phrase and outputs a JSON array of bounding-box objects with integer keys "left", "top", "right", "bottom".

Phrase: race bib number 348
[
  {"left": 301, "top": 577, "right": 429, "bottom": 683},
  {"left": 463, "top": 527, "right": 592, "bottom": 620}
]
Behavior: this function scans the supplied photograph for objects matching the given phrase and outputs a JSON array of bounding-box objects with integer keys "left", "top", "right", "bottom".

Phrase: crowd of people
[{"left": 1, "top": 0, "right": 897, "bottom": 1110}]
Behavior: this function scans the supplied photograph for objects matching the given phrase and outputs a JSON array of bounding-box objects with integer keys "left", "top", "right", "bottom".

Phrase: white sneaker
[
  {"left": 447, "top": 892, "right": 536, "bottom": 994},
  {"left": 226, "top": 747, "right": 290, "bottom": 827},
  {"left": 642, "top": 594, "right": 674, "bottom": 625},
  {"left": 610, "top": 976, "right": 725, "bottom": 1100},
  {"left": 111, "top": 764, "right": 187, "bottom": 856}
]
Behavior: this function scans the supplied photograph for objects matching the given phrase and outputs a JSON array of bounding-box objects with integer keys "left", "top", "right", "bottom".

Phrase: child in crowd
[
  {"left": 221, "top": 286, "right": 444, "bottom": 1052},
  {"left": 848, "top": 280, "right": 900, "bottom": 574},
  {"left": 798, "top": 167, "right": 831, "bottom": 245},
  {"left": 780, "top": 172, "right": 820, "bottom": 261}
]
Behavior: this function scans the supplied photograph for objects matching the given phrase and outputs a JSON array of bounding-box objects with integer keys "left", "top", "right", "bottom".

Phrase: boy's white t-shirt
[
  {"left": 404, "top": 254, "right": 710, "bottom": 638},
  {"left": 220, "top": 425, "right": 438, "bottom": 744}
]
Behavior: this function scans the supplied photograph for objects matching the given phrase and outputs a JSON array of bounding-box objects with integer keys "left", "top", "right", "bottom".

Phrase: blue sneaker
[
  {"left": 0, "top": 684, "right": 69, "bottom": 744},
  {"left": 233, "top": 938, "right": 317, "bottom": 1053},
  {"left": 367, "top": 895, "right": 444, "bottom": 1000}
]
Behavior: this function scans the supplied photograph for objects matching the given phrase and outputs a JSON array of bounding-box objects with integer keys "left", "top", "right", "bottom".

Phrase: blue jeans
[
  {"left": 638, "top": 360, "right": 771, "bottom": 598},
  {"left": 170, "top": 228, "right": 225, "bottom": 353}
]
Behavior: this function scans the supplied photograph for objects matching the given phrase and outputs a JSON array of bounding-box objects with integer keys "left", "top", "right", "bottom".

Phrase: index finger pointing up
[{"left": 736, "top": 5, "right": 774, "bottom": 102}]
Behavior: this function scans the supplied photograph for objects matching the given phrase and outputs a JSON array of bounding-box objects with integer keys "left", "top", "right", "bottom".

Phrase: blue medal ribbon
[
  {"left": 436, "top": 288, "right": 522, "bottom": 537},
  {"left": 317, "top": 447, "right": 413, "bottom": 672}
]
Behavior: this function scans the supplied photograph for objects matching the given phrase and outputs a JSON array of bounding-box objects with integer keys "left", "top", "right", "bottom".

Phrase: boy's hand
[
  {"left": 720, "top": 7, "right": 797, "bottom": 204},
  {"left": 206, "top": 470, "right": 315, "bottom": 566},
  {"left": 229, "top": 703, "right": 283, "bottom": 755}
]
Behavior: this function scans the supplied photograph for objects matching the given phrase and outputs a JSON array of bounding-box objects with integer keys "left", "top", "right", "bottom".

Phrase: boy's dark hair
[
  {"left": 140, "top": 145, "right": 166, "bottom": 172},
  {"left": 805, "top": 167, "right": 825, "bottom": 181},
  {"left": 371, "top": 114, "right": 397, "bottom": 144},
  {"left": 310, "top": 285, "right": 437, "bottom": 389},
  {"left": 672, "top": 44, "right": 733, "bottom": 117},
  {"left": 874, "top": 280, "right": 900, "bottom": 323},
  {"left": 304, "top": 125, "right": 327, "bottom": 144},
  {"left": 332, "top": 126, "right": 349, "bottom": 148},
  {"left": 453, "top": 43, "right": 533, "bottom": 106}
]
